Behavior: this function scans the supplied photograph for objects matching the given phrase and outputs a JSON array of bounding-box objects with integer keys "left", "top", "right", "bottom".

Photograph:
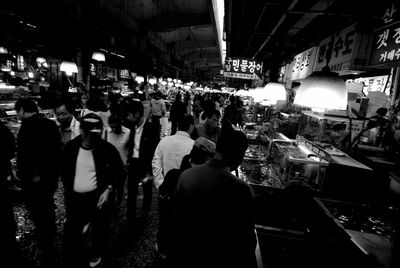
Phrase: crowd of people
[{"left": 0, "top": 88, "right": 254, "bottom": 268}]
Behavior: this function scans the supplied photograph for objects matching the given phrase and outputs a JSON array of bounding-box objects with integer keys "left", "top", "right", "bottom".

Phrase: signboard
[
  {"left": 315, "top": 24, "right": 357, "bottom": 73},
  {"left": 119, "top": 69, "right": 130, "bottom": 79},
  {"left": 289, "top": 47, "right": 317, "bottom": 80},
  {"left": 369, "top": 21, "right": 400, "bottom": 66},
  {"left": 224, "top": 58, "right": 263, "bottom": 80}
]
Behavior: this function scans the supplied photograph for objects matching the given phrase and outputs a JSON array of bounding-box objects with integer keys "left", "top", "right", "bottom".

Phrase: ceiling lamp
[
  {"left": 148, "top": 78, "right": 157, "bottom": 85},
  {"left": 294, "top": 70, "right": 347, "bottom": 111},
  {"left": 92, "top": 52, "right": 106, "bottom": 62},
  {"left": 1, "top": 65, "right": 11, "bottom": 72},
  {"left": 135, "top": 76, "right": 144, "bottom": 84},
  {"left": 60, "top": 61, "right": 78, "bottom": 76},
  {"left": 36, "top": 57, "right": 46, "bottom": 64},
  {"left": 0, "top": 47, "right": 8, "bottom": 54},
  {"left": 262, "top": 82, "right": 287, "bottom": 105}
]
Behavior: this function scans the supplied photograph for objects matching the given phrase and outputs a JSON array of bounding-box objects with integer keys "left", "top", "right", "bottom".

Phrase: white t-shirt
[
  {"left": 104, "top": 126, "right": 131, "bottom": 164},
  {"left": 133, "top": 121, "right": 145, "bottom": 158},
  {"left": 73, "top": 148, "right": 97, "bottom": 193}
]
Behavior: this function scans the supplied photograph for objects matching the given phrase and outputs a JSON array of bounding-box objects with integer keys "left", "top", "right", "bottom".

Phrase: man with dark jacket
[
  {"left": 124, "top": 100, "right": 160, "bottom": 228},
  {"left": 169, "top": 93, "right": 186, "bottom": 135},
  {"left": 173, "top": 122, "right": 257, "bottom": 268},
  {"left": 61, "top": 113, "right": 124, "bottom": 268},
  {"left": 15, "top": 98, "right": 61, "bottom": 267}
]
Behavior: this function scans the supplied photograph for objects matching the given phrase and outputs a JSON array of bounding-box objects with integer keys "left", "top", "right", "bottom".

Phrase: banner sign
[
  {"left": 315, "top": 24, "right": 356, "bottom": 73},
  {"left": 289, "top": 47, "right": 317, "bottom": 80},
  {"left": 369, "top": 3, "right": 400, "bottom": 66},
  {"left": 224, "top": 58, "right": 263, "bottom": 80}
]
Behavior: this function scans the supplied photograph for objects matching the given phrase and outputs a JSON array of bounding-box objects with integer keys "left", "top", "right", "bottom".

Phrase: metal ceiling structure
[
  {"left": 1, "top": 0, "right": 223, "bottom": 84},
  {"left": 224, "top": 0, "right": 392, "bottom": 85}
]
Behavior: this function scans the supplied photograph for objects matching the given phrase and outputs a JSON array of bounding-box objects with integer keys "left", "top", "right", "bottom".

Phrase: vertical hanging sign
[{"left": 369, "top": 2, "right": 400, "bottom": 66}]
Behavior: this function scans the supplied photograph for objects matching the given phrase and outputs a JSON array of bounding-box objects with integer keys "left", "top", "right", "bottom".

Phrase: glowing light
[
  {"left": 92, "top": 52, "right": 106, "bottom": 62},
  {"left": 36, "top": 57, "right": 46, "bottom": 64},
  {"left": 0, "top": 47, "right": 8, "bottom": 54},
  {"left": 28, "top": 72, "right": 34, "bottom": 78},
  {"left": 10, "top": 71, "right": 15, "bottom": 76},
  {"left": 148, "top": 78, "right": 157, "bottom": 85},
  {"left": 135, "top": 76, "right": 144, "bottom": 84},
  {"left": 294, "top": 71, "right": 347, "bottom": 110},
  {"left": 60, "top": 61, "right": 78, "bottom": 76}
]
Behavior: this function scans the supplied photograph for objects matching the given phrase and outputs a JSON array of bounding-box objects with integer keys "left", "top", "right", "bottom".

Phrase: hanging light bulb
[
  {"left": 60, "top": 61, "right": 78, "bottom": 76},
  {"left": 148, "top": 78, "right": 157, "bottom": 85},
  {"left": 135, "top": 76, "right": 144, "bottom": 84},
  {"left": 0, "top": 47, "right": 8, "bottom": 54},
  {"left": 294, "top": 70, "right": 347, "bottom": 111},
  {"left": 92, "top": 52, "right": 106, "bottom": 62}
]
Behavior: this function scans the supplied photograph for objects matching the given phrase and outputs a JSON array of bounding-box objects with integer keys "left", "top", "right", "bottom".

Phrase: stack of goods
[{"left": 239, "top": 161, "right": 283, "bottom": 188}]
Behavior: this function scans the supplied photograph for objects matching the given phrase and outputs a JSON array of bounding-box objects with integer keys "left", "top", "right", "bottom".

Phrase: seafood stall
[{"left": 238, "top": 126, "right": 396, "bottom": 268}]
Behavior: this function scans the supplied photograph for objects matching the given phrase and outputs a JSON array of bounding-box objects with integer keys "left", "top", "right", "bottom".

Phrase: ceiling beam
[
  {"left": 143, "top": 12, "right": 211, "bottom": 31},
  {"left": 253, "top": 0, "right": 300, "bottom": 59}
]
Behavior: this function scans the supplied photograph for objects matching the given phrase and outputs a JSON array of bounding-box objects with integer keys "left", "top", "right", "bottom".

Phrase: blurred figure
[
  {"left": 62, "top": 113, "right": 124, "bottom": 268},
  {"left": 15, "top": 98, "right": 61, "bottom": 267},
  {"left": 0, "top": 121, "right": 17, "bottom": 267},
  {"left": 169, "top": 93, "right": 186, "bottom": 135},
  {"left": 104, "top": 113, "right": 130, "bottom": 209},
  {"left": 150, "top": 92, "right": 166, "bottom": 137},
  {"left": 172, "top": 123, "right": 256, "bottom": 268}
]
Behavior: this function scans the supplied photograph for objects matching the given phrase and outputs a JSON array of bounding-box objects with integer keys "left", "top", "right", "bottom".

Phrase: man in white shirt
[
  {"left": 152, "top": 114, "right": 195, "bottom": 189},
  {"left": 62, "top": 113, "right": 124, "bottom": 268}
]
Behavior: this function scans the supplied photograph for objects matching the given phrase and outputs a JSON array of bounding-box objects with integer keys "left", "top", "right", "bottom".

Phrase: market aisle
[{"left": 12, "top": 180, "right": 164, "bottom": 268}]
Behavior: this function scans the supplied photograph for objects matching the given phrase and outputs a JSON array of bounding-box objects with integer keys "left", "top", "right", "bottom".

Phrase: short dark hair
[
  {"left": 15, "top": 98, "right": 39, "bottom": 113},
  {"left": 178, "top": 114, "right": 194, "bottom": 131},
  {"left": 125, "top": 100, "right": 144, "bottom": 117},
  {"left": 216, "top": 121, "right": 248, "bottom": 160},
  {"left": 189, "top": 146, "right": 214, "bottom": 165},
  {"left": 206, "top": 108, "right": 221, "bottom": 119},
  {"left": 54, "top": 98, "right": 74, "bottom": 114}
]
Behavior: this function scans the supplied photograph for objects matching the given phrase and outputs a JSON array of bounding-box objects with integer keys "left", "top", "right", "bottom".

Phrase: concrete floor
[{"left": 12, "top": 180, "right": 164, "bottom": 268}]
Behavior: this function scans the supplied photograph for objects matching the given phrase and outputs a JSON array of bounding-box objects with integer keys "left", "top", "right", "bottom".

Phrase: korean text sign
[
  {"left": 315, "top": 24, "right": 357, "bottom": 72},
  {"left": 289, "top": 47, "right": 317, "bottom": 80},
  {"left": 369, "top": 3, "right": 400, "bottom": 66},
  {"left": 224, "top": 58, "right": 263, "bottom": 80}
]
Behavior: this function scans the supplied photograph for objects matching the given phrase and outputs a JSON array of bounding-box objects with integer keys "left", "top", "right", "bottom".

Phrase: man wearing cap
[
  {"left": 61, "top": 113, "right": 124, "bottom": 268},
  {"left": 152, "top": 114, "right": 195, "bottom": 189}
]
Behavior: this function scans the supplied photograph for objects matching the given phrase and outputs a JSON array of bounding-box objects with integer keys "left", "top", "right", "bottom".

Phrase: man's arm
[{"left": 152, "top": 142, "right": 164, "bottom": 188}]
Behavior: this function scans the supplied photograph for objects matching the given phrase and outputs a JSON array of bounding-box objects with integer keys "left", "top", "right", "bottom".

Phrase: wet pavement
[{"left": 12, "top": 180, "right": 164, "bottom": 268}]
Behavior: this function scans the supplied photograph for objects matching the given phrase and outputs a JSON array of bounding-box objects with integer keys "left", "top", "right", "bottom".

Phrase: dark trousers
[
  {"left": 24, "top": 183, "right": 56, "bottom": 265},
  {"left": 64, "top": 190, "right": 109, "bottom": 267},
  {"left": 152, "top": 115, "right": 162, "bottom": 137},
  {"left": 127, "top": 158, "right": 153, "bottom": 226},
  {"left": 157, "top": 197, "right": 175, "bottom": 255},
  {"left": 170, "top": 120, "right": 178, "bottom": 135},
  {"left": 0, "top": 186, "right": 17, "bottom": 267}
]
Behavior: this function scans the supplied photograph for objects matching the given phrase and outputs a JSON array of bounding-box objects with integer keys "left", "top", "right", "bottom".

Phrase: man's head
[
  {"left": 175, "top": 93, "right": 182, "bottom": 102},
  {"left": 54, "top": 99, "right": 74, "bottom": 129},
  {"left": 15, "top": 98, "right": 39, "bottom": 121},
  {"left": 178, "top": 114, "right": 195, "bottom": 134},
  {"left": 124, "top": 100, "right": 144, "bottom": 127},
  {"left": 215, "top": 122, "right": 248, "bottom": 170},
  {"left": 108, "top": 113, "right": 123, "bottom": 134},
  {"left": 80, "top": 113, "right": 103, "bottom": 149},
  {"left": 204, "top": 109, "right": 221, "bottom": 130}
]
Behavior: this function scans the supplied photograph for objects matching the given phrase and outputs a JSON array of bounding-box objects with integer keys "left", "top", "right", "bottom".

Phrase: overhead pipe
[
  {"left": 244, "top": 5, "right": 267, "bottom": 56},
  {"left": 252, "top": 0, "right": 299, "bottom": 59}
]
